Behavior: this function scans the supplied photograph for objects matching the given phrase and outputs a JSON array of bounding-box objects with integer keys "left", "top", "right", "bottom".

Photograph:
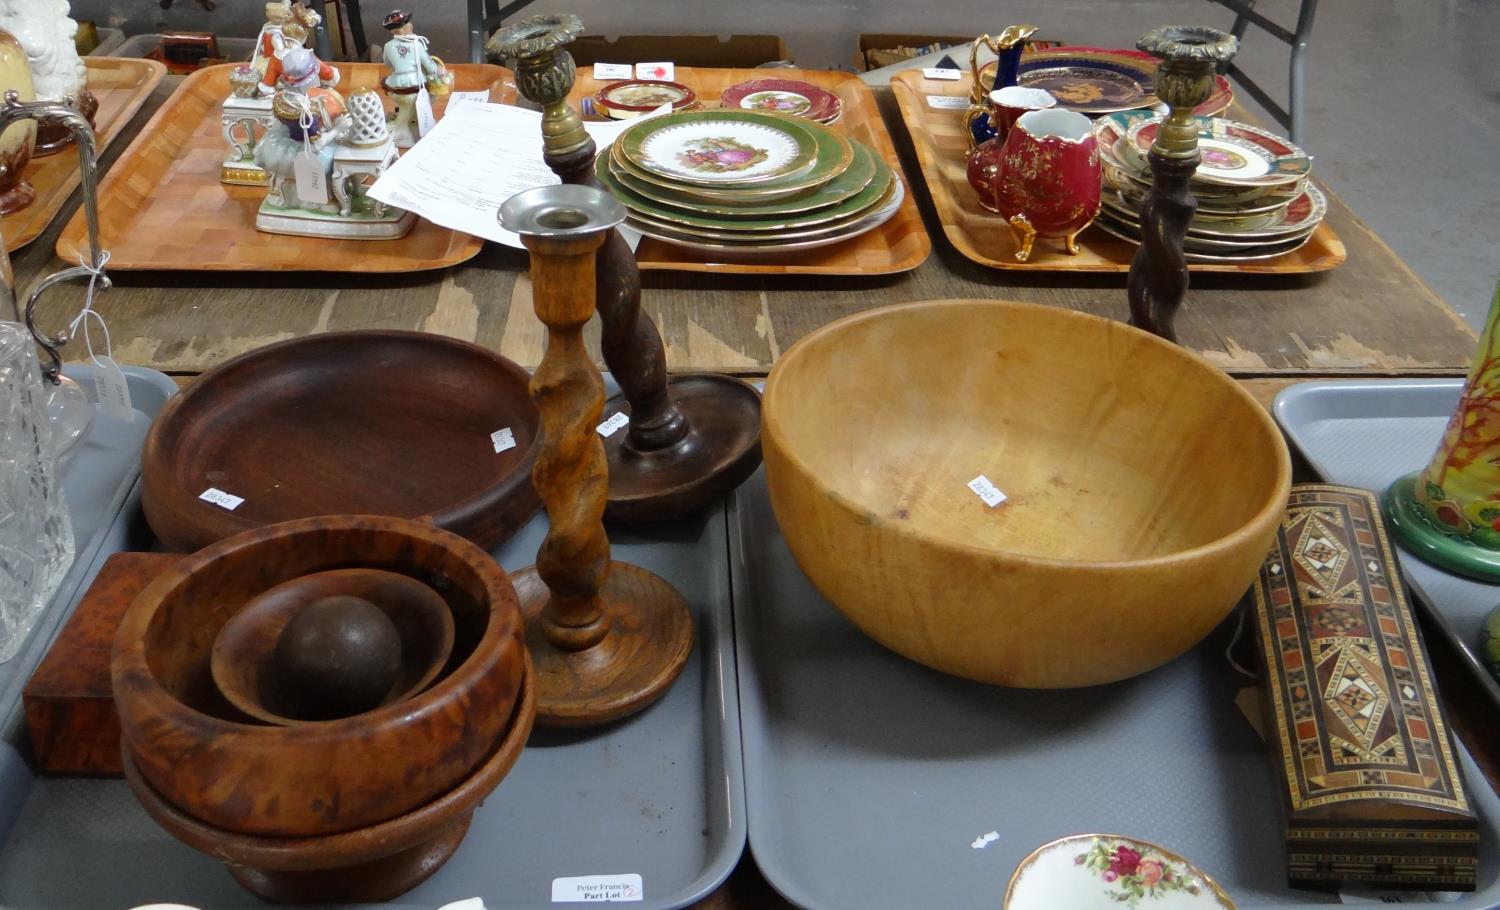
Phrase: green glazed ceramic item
[{"left": 615, "top": 109, "right": 823, "bottom": 186}]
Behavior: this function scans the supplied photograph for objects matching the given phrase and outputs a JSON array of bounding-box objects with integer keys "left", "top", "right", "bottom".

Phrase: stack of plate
[
  {"left": 593, "top": 80, "right": 701, "bottom": 120},
  {"left": 595, "top": 109, "right": 902, "bottom": 254},
  {"left": 719, "top": 78, "right": 842, "bottom": 124},
  {"left": 1092, "top": 111, "right": 1325, "bottom": 262}
]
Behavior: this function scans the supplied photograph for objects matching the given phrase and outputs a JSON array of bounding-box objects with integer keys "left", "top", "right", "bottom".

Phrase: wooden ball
[{"left": 273, "top": 595, "right": 402, "bottom": 719}]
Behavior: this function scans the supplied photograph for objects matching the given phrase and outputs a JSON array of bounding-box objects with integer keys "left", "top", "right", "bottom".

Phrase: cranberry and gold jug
[{"left": 990, "top": 108, "right": 1100, "bottom": 262}]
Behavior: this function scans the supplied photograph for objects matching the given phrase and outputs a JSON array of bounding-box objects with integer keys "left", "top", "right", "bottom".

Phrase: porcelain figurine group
[{"left": 218, "top": 5, "right": 452, "bottom": 239}]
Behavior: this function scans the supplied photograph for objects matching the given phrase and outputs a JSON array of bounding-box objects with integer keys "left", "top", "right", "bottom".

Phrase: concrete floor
[{"left": 77, "top": 0, "right": 1500, "bottom": 327}]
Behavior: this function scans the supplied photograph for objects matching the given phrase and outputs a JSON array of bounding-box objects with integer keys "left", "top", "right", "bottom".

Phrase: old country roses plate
[
  {"left": 618, "top": 110, "right": 821, "bottom": 186},
  {"left": 1004, "top": 834, "right": 1236, "bottom": 909}
]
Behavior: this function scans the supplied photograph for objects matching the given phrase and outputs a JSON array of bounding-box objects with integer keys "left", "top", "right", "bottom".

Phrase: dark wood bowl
[
  {"left": 122, "top": 655, "right": 536, "bottom": 903},
  {"left": 140, "top": 331, "right": 542, "bottom": 553},
  {"left": 113, "top": 515, "right": 526, "bottom": 837},
  {"left": 210, "top": 568, "right": 456, "bottom": 725}
]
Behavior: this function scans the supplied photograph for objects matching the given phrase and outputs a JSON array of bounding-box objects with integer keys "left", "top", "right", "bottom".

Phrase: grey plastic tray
[
  {"left": 1274, "top": 378, "right": 1500, "bottom": 715},
  {"left": 729, "top": 467, "right": 1500, "bottom": 909},
  {"left": 0, "top": 375, "right": 745, "bottom": 910}
]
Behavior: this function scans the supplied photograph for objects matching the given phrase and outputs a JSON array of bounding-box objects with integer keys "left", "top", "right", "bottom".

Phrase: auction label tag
[
  {"left": 447, "top": 89, "right": 491, "bottom": 110},
  {"left": 415, "top": 86, "right": 437, "bottom": 137},
  {"left": 491, "top": 427, "right": 516, "bottom": 453},
  {"left": 926, "top": 94, "right": 969, "bottom": 110},
  {"left": 635, "top": 61, "right": 675, "bottom": 80},
  {"left": 91, "top": 356, "right": 135, "bottom": 421},
  {"left": 551, "top": 873, "right": 642, "bottom": 903},
  {"left": 967, "top": 474, "right": 1007, "bottom": 508},
  {"left": 597, "top": 411, "right": 630, "bottom": 438},
  {"left": 293, "top": 148, "right": 330, "bottom": 204},
  {"left": 593, "top": 62, "right": 633, "bottom": 80},
  {"left": 922, "top": 67, "right": 962, "bottom": 80},
  {"left": 199, "top": 487, "right": 245, "bottom": 511}
]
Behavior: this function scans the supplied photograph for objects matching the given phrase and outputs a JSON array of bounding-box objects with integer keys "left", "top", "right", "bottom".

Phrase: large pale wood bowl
[
  {"left": 762, "top": 299, "right": 1291, "bottom": 687},
  {"left": 113, "top": 515, "right": 525, "bottom": 837}
]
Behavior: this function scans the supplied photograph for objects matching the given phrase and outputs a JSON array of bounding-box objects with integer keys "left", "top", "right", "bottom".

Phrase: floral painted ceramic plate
[
  {"left": 1004, "top": 835, "right": 1235, "bottom": 909},
  {"left": 627, "top": 177, "right": 904, "bottom": 254},
  {"left": 720, "top": 78, "right": 841, "bottom": 122},
  {"left": 594, "top": 79, "right": 698, "bottom": 117},
  {"left": 599, "top": 141, "right": 883, "bottom": 221},
  {"left": 610, "top": 112, "right": 854, "bottom": 199},
  {"left": 1126, "top": 116, "right": 1312, "bottom": 188},
  {"left": 617, "top": 110, "right": 822, "bottom": 186}
]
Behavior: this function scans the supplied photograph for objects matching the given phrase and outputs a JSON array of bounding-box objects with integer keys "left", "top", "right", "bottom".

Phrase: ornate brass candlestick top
[
  {"left": 499, "top": 184, "right": 693, "bottom": 726},
  {"left": 490, "top": 15, "right": 762, "bottom": 522},
  {"left": 1125, "top": 26, "right": 1238, "bottom": 343}
]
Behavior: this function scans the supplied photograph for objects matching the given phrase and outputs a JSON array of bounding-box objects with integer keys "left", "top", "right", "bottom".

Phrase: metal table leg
[{"left": 1206, "top": 0, "right": 1319, "bottom": 143}]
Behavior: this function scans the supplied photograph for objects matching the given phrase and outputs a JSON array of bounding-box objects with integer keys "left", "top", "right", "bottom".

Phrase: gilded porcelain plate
[
  {"left": 610, "top": 113, "right": 854, "bottom": 200},
  {"left": 594, "top": 79, "right": 698, "bottom": 115},
  {"left": 984, "top": 48, "right": 1233, "bottom": 115},
  {"left": 1126, "top": 116, "right": 1312, "bottom": 188},
  {"left": 622, "top": 172, "right": 896, "bottom": 240},
  {"left": 1004, "top": 835, "right": 1236, "bottom": 910},
  {"left": 1021, "top": 65, "right": 1145, "bottom": 113},
  {"left": 1094, "top": 212, "right": 1317, "bottom": 262},
  {"left": 618, "top": 110, "right": 821, "bottom": 186},
  {"left": 598, "top": 142, "right": 884, "bottom": 224},
  {"left": 720, "top": 78, "right": 842, "bottom": 122},
  {"left": 627, "top": 177, "right": 904, "bottom": 254}
]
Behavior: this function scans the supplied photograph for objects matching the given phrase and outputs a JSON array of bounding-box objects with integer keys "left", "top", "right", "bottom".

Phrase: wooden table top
[{"left": 9, "top": 71, "right": 1492, "bottom": 909}]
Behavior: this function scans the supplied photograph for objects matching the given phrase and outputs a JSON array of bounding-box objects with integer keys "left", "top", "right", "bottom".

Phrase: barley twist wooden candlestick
[
  {"left": 1126, "top": 26, "right": 1238, "bottom": 343},
  {"left": 499, "top": 184, "right": 693, "bottom": 726},
  {"left": 490, "top": 16, "right": 762, "bottom": 522}
]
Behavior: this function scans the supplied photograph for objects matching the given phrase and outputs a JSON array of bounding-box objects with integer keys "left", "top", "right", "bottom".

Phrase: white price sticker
[
  {"left": 199, "top": 487, "right": 245, "bottom": 511},
  {"left": 1338, "top": 891, "right": 1433, "bottom": 904},
  {"left": 922, "top": 67, "right": 962, "bottom": 81},
  {"left": 596, "top": 411, "right": 630, "bottom": 438},
  {"left": 970, "top": 830, "right": 1000, "bottom": 849},
  {"left": 635, "top": 61, "right": 675, "bottom": 81},
  {"left": 967, "top": 475, "right": 1007, "bottom": 508},
  {"left": 491, "top": 426, "right": 516, "bottom": 453},
  {"left": 293, "top": 147, "right": 330, "bottom": 204},
  {"left": 91, "top": 356, "right": 134, "bottom": 421},
  {"left": 926, "top": 95, "right": 969, "bottom": 110},
  {"left": 551, "top": 873, "right": 643, "bottom": 903},
  {"left": 415, "top": 86, "right": 437, "bottom": 137},
  {"left": 593, "top": 62, "right": 633, "bottom": 80}
]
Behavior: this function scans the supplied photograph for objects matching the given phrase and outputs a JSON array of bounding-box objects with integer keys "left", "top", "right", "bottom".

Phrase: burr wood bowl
[
  {"left": 122, "top": 655, "right": 537, "bottom": 903},
  {"left": 761, "top": 298, "right": 1291, "bottom": 687},
  {"left": 113, "top": 515, "right": 526, "bottom": 837}
]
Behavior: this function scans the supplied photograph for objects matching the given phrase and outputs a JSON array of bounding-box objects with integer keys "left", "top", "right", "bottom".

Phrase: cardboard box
[
  {"left": 856, "top": 33, "right": 971, "bottom": 71},
  {"left": 566, "top": 34, "right": 790, "bottom": 68}
]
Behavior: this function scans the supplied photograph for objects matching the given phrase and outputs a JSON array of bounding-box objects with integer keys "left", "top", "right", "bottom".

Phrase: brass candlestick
[
  {"left": 1126, "top": 26, "right": 1238, "bottom": 343},
  {"left": 499, "top": 184, "right": 693, "bottom": 727},
  {"left": 490, "top": 16, "right": 763, "bottom": 522}
]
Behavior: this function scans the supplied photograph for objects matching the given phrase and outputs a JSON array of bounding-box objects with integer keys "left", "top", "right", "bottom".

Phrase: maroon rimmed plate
[
  {"left": 595, "top": 79, "right": 698, "bottom": 115},
  {"left": 720, "top": 78, "right": 841, "bottom": 122}
]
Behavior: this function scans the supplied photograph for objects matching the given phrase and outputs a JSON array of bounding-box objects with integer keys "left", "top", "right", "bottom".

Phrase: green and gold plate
[
  {"left": 621, "top": 173, "right": 897, "bottom": 240},
  {"left": 615, "top": 109, "right": 824, "bottom": 187},
  {"left": 598, "top": 145, "right": 890, "bottom": 231}
]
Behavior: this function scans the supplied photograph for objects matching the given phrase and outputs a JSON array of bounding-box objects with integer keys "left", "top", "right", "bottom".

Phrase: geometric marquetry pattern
[{"left": 1250, "top": 486, "right": 1471, "bottom": 813}]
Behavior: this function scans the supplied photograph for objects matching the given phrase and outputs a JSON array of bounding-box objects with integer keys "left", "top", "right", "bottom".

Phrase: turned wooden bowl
[
  {"left": 113, "top": 515, "right": 526, "bottom": 837},
  {"left": 211, "top": 568, "right": 456, "bottom": 724},
  {"left": 141, "top": 331, "right": 542, "bottom": 553},
  {"left": 123, "top": 655, "right": 537, "bottom": 904},
  {"left": 762, "top": 299, "right": 1291, "bottom": 687}
]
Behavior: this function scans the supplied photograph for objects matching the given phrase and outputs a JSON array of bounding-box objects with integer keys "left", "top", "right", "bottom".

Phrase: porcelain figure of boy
[
  {"left": 251, "top": 1, "right": 320, "bottom": 77},
  {"left": 381, "top": 9, "right": 445, "bottom": 148}
]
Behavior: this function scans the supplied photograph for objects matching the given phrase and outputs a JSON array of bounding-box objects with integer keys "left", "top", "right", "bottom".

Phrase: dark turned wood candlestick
[
  {"left": 491, "top": 16, "right": 762, "bottom": 522},
  {"left": 1126, "top": 26, "right": 1238, "bottom": 343},
  {"left": 498, "top": 184, "right": 693, "bottom": 727}
]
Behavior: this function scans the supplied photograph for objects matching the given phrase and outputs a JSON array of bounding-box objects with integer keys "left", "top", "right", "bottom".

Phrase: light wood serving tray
[
  {"left": 56, "top": 63, "right": 509, "bottom": 272},
  {"left": 889, "top": 69, "right": 1347, "bottom": 274},
  {"left": 562, "top": 67, "right": 931, "bottom": 276},
  {"left": 5, "top": 57, "right": 166, "bottom": 252}
]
